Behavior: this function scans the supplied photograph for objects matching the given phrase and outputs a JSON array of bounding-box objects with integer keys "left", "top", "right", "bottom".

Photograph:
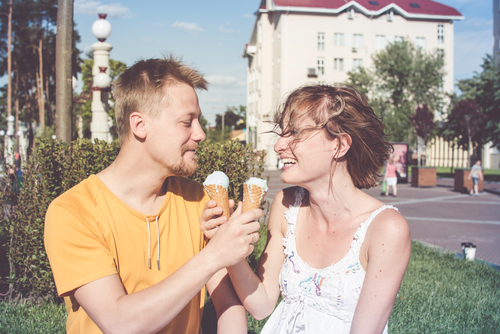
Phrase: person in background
[
  {"left": 384, "top": 159, "right": 398, "bottom": 197},
  {"left": 468, "top": 160, "right": 483, "bottom": 196},
  {"left": 202, "top": 83, "right": 411, "bottom": 333},
  {"left": 45, "top": 56, "right": 262, "bottom": 334}
]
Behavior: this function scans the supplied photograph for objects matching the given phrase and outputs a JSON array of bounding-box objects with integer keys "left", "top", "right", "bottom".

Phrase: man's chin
[{"left": 170, "top": 162, "right": 198, "bottom": 177}]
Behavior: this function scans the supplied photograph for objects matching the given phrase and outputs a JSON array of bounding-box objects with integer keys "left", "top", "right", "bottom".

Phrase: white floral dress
[{"left": 261, "top": 187, "right": 397, "bottom": 334}]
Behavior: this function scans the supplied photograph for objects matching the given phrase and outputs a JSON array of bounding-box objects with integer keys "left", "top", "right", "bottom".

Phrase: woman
[
  {"left": 202, "top": 84, "right": 411, "bottom": 333},
  {"left": 384, "top": 159, "right": 398, "bottom": 197}
]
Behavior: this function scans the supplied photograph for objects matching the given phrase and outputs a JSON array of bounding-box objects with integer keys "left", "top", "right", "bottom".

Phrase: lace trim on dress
[{"left": 282, "top": 186, "right": 399, "bottom": 270}]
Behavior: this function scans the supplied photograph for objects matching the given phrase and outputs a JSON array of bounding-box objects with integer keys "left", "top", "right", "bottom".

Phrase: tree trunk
[
  {"left": 6, "top": 0, "right": 12, "bottom": 120},
  {"left": 37, "top": 38, "right": 45, "bottom": 131},
  {"left": 55, "top": 0, "right": 73, "bottom": 143},
  {"left": 45, "top": 75, "right": 50, "bottom": 126}
]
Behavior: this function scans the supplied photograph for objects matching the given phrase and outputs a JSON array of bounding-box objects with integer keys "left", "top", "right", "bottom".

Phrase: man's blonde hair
[{"left": 113, "top": 55, "right": 208, "bottom": 142}]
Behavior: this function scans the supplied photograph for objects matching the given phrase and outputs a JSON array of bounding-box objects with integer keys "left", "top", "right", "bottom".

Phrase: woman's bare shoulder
[{"left": 366, "top": 207, "right": 411, "bottom": 247}]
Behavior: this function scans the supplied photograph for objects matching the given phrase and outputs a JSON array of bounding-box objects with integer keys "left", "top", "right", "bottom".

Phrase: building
[{"left": 244, "top": 0, "right": 463, "bottom": 170}]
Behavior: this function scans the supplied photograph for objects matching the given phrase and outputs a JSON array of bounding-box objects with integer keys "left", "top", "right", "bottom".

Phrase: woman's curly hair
[{"left": 272, "top": 83, "right": 393, "bottom": 189}]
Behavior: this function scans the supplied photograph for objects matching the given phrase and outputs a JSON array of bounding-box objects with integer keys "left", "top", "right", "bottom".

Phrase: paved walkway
[{"left": 262, "top": 170, "right": 500, "bottom": 267}]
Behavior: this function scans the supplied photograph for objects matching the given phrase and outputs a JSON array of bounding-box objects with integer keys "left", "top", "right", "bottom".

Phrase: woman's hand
[{"left": 200, "top": 199, "right": 242, "bottom": 239}]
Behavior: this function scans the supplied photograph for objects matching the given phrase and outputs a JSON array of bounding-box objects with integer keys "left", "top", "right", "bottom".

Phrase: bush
[
  {"left": 1, "top": 139, "right": 121, "bottom": 299},
  {"left": 0, "top": 138, "right": 267, "bottom": 300}
]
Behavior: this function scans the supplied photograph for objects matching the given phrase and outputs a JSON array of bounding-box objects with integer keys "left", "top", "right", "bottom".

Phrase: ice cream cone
[
  {"left": 204, "top": 184, "right": 230, "bottom": 219},
  {"left": 242, "top": 178, "right": 268, "bottom": 212},
  {"left": 203, "top": 171, "right": 230, "bottom": 219}
]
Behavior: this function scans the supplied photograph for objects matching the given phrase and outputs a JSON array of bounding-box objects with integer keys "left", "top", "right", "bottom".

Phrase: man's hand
[
  {"left": 200, "top": 199, "right": 241, "bottom": 239},
  {"left": 204, "top": 209, "right": 262, "bottom": 269}
]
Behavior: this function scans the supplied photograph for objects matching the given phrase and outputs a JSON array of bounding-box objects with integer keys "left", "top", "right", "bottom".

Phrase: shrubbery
[{"left": 0, "top": 138, "right": 267, "bottom": 300}]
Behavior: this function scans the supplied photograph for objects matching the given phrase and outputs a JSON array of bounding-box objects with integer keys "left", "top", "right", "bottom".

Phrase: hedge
[{"left": 0, "top": 138, "right": 267, "bottom": 300}]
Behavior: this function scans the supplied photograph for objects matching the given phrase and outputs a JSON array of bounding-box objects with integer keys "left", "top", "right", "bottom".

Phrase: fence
[{"left": 425, "top": 137, "right": 470, "bottom": 169}]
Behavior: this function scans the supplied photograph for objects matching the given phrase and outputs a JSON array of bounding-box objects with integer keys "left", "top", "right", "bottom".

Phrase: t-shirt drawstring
[{"left": 146, "top": 216, "right": 161, "bottom": 270}]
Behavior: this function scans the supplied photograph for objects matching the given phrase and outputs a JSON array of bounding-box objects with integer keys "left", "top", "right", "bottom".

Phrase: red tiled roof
[{"left": 262, "top": 0, "right": 462, "bottom": 17}]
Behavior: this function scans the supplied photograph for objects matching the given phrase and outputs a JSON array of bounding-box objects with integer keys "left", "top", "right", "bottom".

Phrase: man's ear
[
  {"left": 333, "top": 134, "right": 352, "bottom": 159},
  {"left": 129, "top": 112, "right": 147, "bottom": 140}
]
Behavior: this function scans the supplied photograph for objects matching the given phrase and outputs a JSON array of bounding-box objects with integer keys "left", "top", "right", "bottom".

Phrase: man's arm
[{"left": 73, "top": 209, "right": 262, "bottom": 334}]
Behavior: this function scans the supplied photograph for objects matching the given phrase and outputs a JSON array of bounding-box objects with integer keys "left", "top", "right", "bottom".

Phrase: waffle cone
[
  {"left": 243, "top": 184, "right": 267, "bottom": 212},
  {"left": 204, "top": 184, "right": 230, "bottom": 219}
]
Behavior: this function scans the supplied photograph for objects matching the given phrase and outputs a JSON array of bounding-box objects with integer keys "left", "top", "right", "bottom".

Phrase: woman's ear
[
  {"left": 129, "top": 112, "right": 147, "bottom": 140},
  {"left": 333, "top": 134, "right": 352, "bottom": 159}
]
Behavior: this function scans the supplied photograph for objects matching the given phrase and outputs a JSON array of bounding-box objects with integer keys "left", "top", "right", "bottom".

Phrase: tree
[
  {"left": 215, "top": 105, "right": 246, "bottom": 130},
  {"left": 0, "top": 0, "right": 82, "bottom": 146},
  {"left": 409, "top": 104, "right": 436, "bottom": 166},
  {"left": 208, "top": 105, "right": 247, "bottom": 143},
  {"left": 441, "top": 98, "right": 487, "bottom": 167},
  {"left": 347, "top": 39, "right": 445, "bottom": 143},
  {"left": 409, "top": 104, "right": 436, "bottom": 145},
  {"left": 456, "top": 55, "right": 500, "bottom": 148}
]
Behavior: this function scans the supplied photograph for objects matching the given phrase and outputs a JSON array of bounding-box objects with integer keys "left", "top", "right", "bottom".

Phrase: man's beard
[{"left": 169, "top": 145, "right": 199, "bottom": 177}]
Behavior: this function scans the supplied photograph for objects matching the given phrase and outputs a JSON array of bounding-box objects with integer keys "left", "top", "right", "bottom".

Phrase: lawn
[
  {"left": 432, "top": 166, "right": 500, "bottom": 182},
  {"left": 1, "top": 241, "right": 498, "bottom": 333}
]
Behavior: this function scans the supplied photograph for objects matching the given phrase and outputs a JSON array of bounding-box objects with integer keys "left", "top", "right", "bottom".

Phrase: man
[{"left": 44, "top": 56, "right": 262, "bottom": 334}]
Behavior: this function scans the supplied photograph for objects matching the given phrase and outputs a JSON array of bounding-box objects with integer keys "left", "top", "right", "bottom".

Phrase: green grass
[
  {"left": 2, "top": 242, "right": 499, "bottom": 333},
  {"left": 0, "top": 300, "right": 66, "bottom": 334},
  {"left": 389, "top": 242, "right": 500, "bottom": 333},
  {"left": 247, "top": 241, "right": 500, "bottom": 333},
  {"left": 409, "top": 166, "right": 500, "bottom": 182}
]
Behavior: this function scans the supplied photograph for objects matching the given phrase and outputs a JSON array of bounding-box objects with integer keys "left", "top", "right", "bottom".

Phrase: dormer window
[
  {"left": 387, "top": 10, "right": 394, "bottom": 21},
  {"left": 369, "top": 1, "right": 379, "bottom": 5},
  {"left": 410, "top": 3, "right": 420, "bottom": 8},
  {"left": 348, "top": 8, "right": 355, "bottom": 20}
]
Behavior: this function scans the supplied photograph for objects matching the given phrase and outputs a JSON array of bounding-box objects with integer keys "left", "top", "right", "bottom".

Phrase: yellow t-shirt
[{"left": 44, "top": 175, "right": 209, "bottom": 334}]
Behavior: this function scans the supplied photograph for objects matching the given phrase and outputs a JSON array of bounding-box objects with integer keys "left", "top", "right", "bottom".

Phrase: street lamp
[{"left": 90, "top": 13, "right": 113, "bottom": 142}]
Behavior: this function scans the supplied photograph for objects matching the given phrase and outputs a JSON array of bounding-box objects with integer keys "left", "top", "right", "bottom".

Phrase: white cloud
[
  {"left": 464, "top": 17, "right": 493, "bottom": 28},
  {"left": 206, "top": 75, "right": 245, "bottom": 87},
  {"left": 242, "top": 13, "right": 254, "bottom": 19},
  {"left": 172, "top": 21, "right": 204, "bottom": 33},
  {"left": 219, "top": 25, "right": 234, "bottom": 33},
  {"left": 74, "top": 0, "right": 132, "bottom": 19}
]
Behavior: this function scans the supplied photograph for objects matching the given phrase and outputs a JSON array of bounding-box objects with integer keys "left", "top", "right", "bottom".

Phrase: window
[
  {"left": 416, "top": 37, "right": 426, "bottom": 49},
  {"left": 394, "top": 36, "right": 403, "bottom": 43},
  {"left": 410, "top": 3, "right": 420, "bottom": 8},
  {"left": 437, "top": 49, "right": 444, "bottom": 58},
  {"left": 317, "top": 58, "right": 325, "bottom": 75},
  {"left": 334, "top": 58, "right": 344, "bottom": 71},
  {"left": 318, "top": 32, "right": 325, "bottom": 51},
  {"left": 387, "top": 10, "right": 394, "bottom": 22},
  {"left": 369, "top": 0, "right": 379, "bottom": 5},
  {"left": 438, "top": 24, "right": 444, "bottom": 44},
  {"left": 348, "top": 8, "right": 355, "bottom": 20},
  {"left": 353, "top": 34, "right": 364, "bottom": 47},
  {"left": 376, "top": 35, "right": 386, "bottom": 49},
  {"left": 334, "top": 33, "right": 344, "bottom": 46},
  {"left": 352, "top": 59, "right": 364, "bottom": 70}
]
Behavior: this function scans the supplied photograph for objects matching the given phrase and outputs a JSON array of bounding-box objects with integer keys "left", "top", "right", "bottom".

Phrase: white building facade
[{"left": 244, "top": 0, "right": 463, "bottom": 170}]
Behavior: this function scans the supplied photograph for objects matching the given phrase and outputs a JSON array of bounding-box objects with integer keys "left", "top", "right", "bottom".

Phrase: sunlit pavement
[{"left": 263, "top": 169, "right": 500, "bottom": 268}]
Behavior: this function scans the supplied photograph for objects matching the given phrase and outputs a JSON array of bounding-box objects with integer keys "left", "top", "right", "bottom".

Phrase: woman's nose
[{"left": 274, "top": 136, "right": 289, "bottom": 154}]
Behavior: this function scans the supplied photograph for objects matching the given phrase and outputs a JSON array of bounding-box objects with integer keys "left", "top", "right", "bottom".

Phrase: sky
[{"left": 72, "top": 0, "right": 494, "bottom": 125}]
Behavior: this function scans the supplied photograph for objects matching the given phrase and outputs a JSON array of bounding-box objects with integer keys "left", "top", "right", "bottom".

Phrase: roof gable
[{"left": 261, "top": 0, "right": 463, "bottom": 19}]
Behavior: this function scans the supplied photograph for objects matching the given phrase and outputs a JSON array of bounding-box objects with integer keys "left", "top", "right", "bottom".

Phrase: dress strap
[
  {"left": 282, "top": 187, "right": 305, "bottom": 255},
  {"left": 351, "top": 205, "right": 399, "bottom": 253}
]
